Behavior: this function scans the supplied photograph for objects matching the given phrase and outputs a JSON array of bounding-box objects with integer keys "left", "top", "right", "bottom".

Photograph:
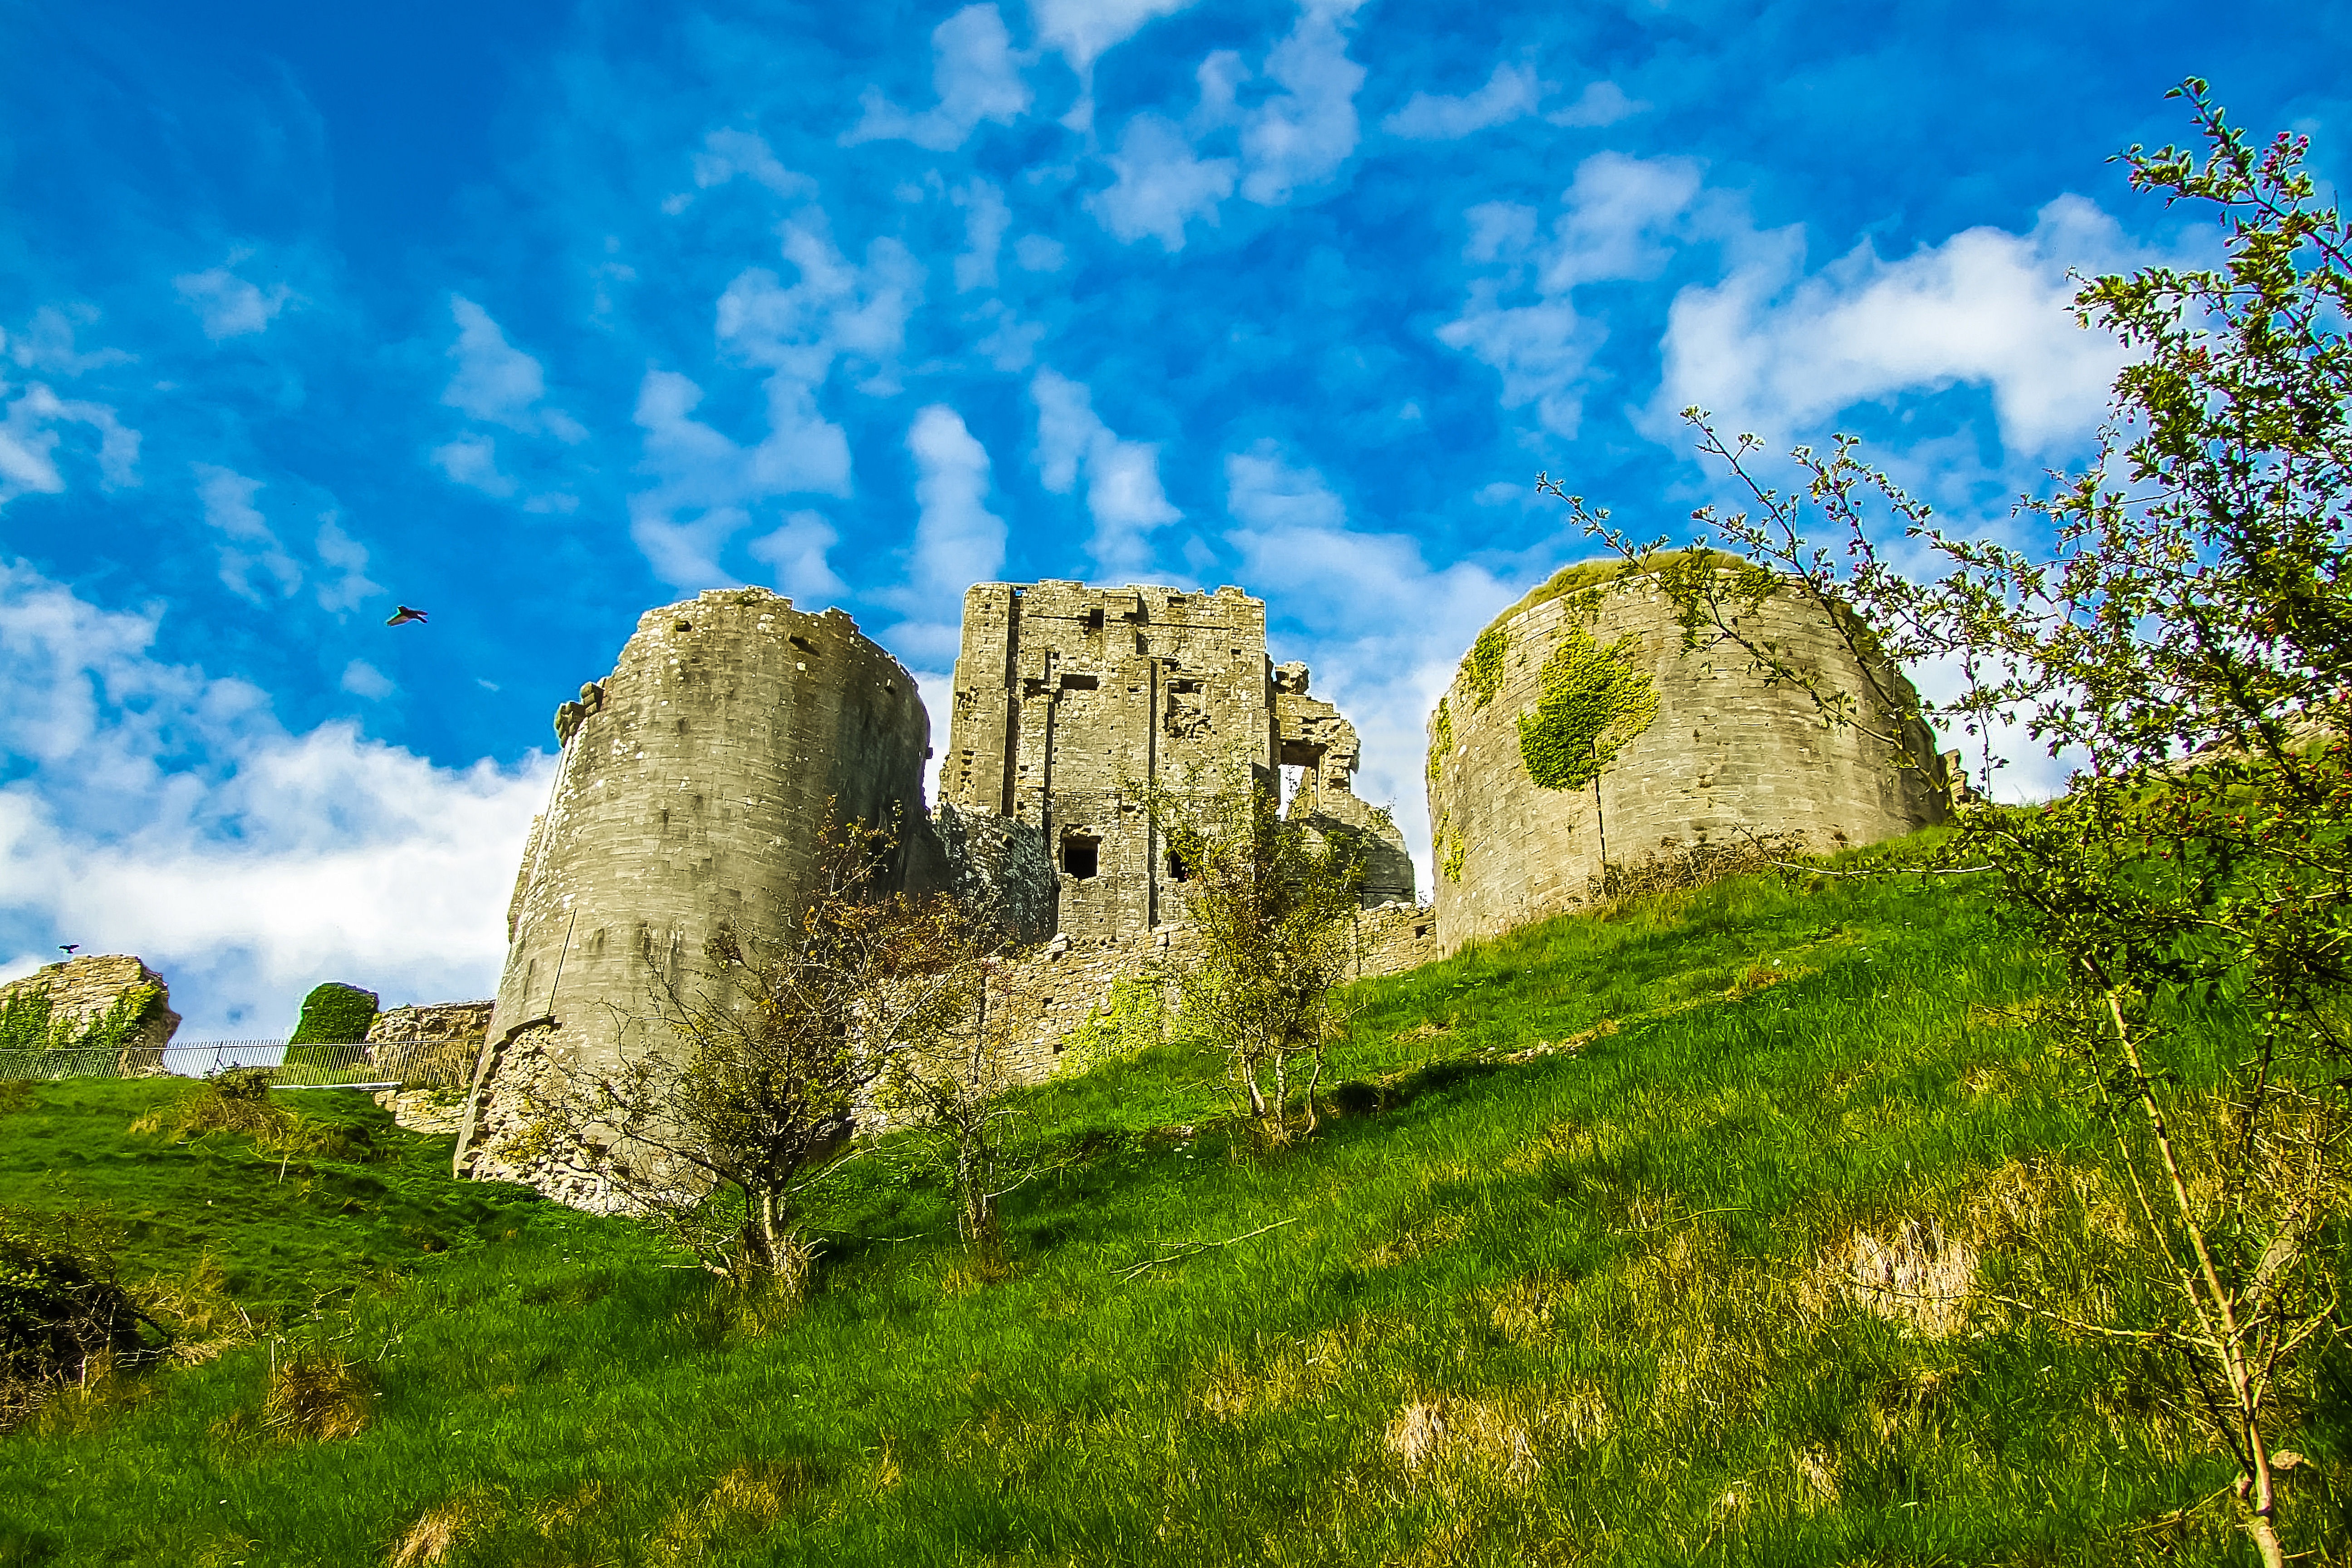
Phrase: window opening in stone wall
[
  {"left": 1062, "top": 833, "right": 1100, "bottom": 879},
  {"left": 1061, "top": 673, "right": 1099, "bottom": 691},
  {"left": 1083, "top": 608, "right": 1104, "bottom": 632},
  {"left": 1166, "top": 849, "right": 1189, "bottom": 882}
]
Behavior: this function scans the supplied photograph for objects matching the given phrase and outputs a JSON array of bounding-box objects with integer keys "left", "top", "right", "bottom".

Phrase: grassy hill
[{"left": 2, "top": 841, "right": 2345, "bottom": 1566}]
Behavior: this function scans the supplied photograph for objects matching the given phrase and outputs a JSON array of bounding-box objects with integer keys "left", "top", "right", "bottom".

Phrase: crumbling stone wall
[
  {"left": 941, "top": 582, "right": 1413, "bottom": 946},
  {"left": 367, "top": 1000, "right": 492, "bottom": 1046},
  {"left": 1427, "top": 571, "right": 1948, "bottom": 951},
  {"left": 0, "top": 954, "right": 180, "bottom": 1068},
  {"left": 457, "top": 588, "right": 936, "bottom": 1194}
]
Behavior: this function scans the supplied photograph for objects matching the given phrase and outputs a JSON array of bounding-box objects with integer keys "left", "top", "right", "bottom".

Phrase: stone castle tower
[
  {"left": 455, "top": 587, "right": 934, "bottom": 1198},
  {"left": 940, "top": 580, "right": 1411, "bottom": 945},
  {"left": 1426, "top": 566, "right": 1948, "bottom": 951}
]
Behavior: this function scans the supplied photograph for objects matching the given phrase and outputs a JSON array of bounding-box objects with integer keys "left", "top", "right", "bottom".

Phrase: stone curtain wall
[
  {"left": 458, "top": 588, "right": 935, "bottom": 1187},
  {"left": 1427, "top": 573, "right": 1948, "bottom": 951}
]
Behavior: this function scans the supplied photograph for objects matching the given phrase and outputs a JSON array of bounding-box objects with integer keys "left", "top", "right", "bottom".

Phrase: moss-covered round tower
[{"left": 1426, "top": 558, "right": 1950, "bottom": 951}]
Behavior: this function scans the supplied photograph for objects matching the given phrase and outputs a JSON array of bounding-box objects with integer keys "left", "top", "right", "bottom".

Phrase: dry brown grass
[
  {"left": 387, "top": 1497, "right": 489, "bottom": 1568},
  {"left": 1383, "top": 1395, "right": 1540, "bottom": 1494},
  {"left": 264, "top": 1352, "right": 373, "bottom": 1441},
  {"left": 1192, "top": 1317, "right": 1396, "bottom": 1421}
]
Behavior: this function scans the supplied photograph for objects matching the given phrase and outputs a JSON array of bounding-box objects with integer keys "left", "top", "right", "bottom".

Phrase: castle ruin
[
  {"left": 459, "top": 560, "right": 1947, "bottom": 1205},
  {"left": 456, "top": 588, "right": 936, "bottom": 1201},
  {"left": 1426, "top": 564, "right": 1950, "bottom": 951},
  {"left": 940, "top": 580, "right": 1412, "bottom": 945}
]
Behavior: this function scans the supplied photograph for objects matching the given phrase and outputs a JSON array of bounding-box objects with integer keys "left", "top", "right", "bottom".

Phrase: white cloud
[
  {"left": 1237, "top": 0, "right": 1367, "bottom": 205},
  {"left": 843, "top": 4, "right": 1031, "bottom": 152},
  {"left": 1030, "top": 0, "right": 1196, "bottom": 128},
  {"left": 1658, "top": 194, "right": 2132, "bottom": 455},
  {"left": 1030, "top": 368, "right": 1180, "bottom": 574},
  {"left": 750, "top": 510, "right": 848, "bottom": 603},
  {"left": 1029, "top": 0, "right": 1195, "bottom": 78},
  {"left": 1014, "top": 233, "right": 1067, "bottom": 271},
  {"left": 431, "top": 432, "right": 516, "bottom": 498},
  {"left": 1086, "top": 0, "right": 1365, "bottom": 248},
  {"left": 1547, "top": 80, "right": 1644, "bottom": 127},
  {"left": 628, "top": 218, "right": 921, "bottom": 587},
  {"left": 716, "top": 220, "right": 924, "bottom": 391},
  {"left": 5, "top": 306, "right": 133, "bottom": 376},
  {"left": 1222, "top": 441, "right": 1520, "bottom": 892},
  {"left": 689, "top": 128, "right": 818, "bottom": 200},
  {"left": 0, "top": 379, "right": 139, "bottom": 509},
  {"left": 174, "top": 263, "right": 294, "bottom": 339},
  {"left": 441, "top": 297, "right": 586, "bottom": 441},
  {"left": 1087, "top": 113, "right": 1237, "bottom": 250},
  {"left": 1438, "top": 152, "right": 1702, "bottom": 437},
  {"left": 952, "top": 179, "right": 1012, "bottom": 291},
  {"left": 339, "top": 658, "right": 394, "bottom": 700},
  {"left": 886, "top": 405, "right": 1006, "bottom": 664},
  {"left": 313, "top": 516, "right": 382, "bottom": 613},
  {"left": 194, "top": 464, "right": 303, "bottom": 601},
  {"left": 1382, "top": 62, "right": 1541, "bottom": 140},
  {"left": 0, "top": 560, "right": 551, "bottom": 1034}
]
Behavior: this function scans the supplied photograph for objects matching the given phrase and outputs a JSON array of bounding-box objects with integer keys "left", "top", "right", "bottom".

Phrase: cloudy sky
[{"left": 3, "top": 0, "right": 2344, "bottom": 1032}]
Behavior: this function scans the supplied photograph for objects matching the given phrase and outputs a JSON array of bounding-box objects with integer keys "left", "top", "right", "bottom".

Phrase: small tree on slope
[
  {"left": 516, "top": 818, "right": 975, "bottom": 1298},
  {"left": 1547, "top": 82, "right": 2352, "bottom": 1565},
  {"left": 1152, "top": 779, "right": 1363, "bottom": 1148}
]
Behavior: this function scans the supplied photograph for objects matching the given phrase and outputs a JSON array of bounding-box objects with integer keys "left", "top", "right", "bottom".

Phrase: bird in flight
[
  {"left": 386, "top": 605, "right": 429, "bottom": 627},
  {"left": 58, "top": 944, "right": 79, "bottom": 956}
]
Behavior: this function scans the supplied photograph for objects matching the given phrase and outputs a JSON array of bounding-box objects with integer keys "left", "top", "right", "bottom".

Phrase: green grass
[{"left": 2, "top": 846, "right": 2347, "bottom": 1566}]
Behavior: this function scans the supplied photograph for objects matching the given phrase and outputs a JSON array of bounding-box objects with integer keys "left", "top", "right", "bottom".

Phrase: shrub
[
  {"left": 0, "top": 1210, "right": 166, "bottom": 1426},
  {"left": 289, "top": 983, "right": 378, "bottom": 1046}
]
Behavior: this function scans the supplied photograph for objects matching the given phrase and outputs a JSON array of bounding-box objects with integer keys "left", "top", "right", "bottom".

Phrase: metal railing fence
[{"left": 0, "top": 1038, "right": 480, "bottom": 1090}]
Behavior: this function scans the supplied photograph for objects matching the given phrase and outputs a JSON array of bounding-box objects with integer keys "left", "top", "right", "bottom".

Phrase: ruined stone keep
[
  {"left": 458, "top": 587, "right": 935, "bottom": 1199},
  {"left": 940, "top": 580, "right": 1412, "bottom": 945},
  {"left": 1426, "top": 567, "right": 1949, "bottom": 951}
]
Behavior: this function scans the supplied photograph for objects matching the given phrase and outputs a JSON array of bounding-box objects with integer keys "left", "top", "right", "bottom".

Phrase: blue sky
[{"left": 2, "top": 0, "right": 2345, "bottom": 1031}]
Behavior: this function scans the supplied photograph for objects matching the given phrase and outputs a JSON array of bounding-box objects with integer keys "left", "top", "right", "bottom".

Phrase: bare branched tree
[
  {"left": 1541, "top": 84, "right": 2352, "bottom": 1563},
  {"left": 876, "top": 949, "right": 1067, "bottom": 1272},
  {"left": 516, "top": 818, "right": 976, "bottom": 1299},
  {"left": 1150, "top": 779, "right": 1362, "bottom": 1147}
]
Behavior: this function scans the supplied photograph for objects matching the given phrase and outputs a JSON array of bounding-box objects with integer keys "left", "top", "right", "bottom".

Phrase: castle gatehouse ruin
[
  {"left": 940, "top": 581, "right": 1413, "bottom": 945},
  {"left": 460, "top": 579, "right": 1409, "bottom": 1201}
]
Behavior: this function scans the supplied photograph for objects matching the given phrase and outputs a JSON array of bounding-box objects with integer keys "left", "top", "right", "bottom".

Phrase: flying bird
[
  {"left": 386, "top": 605, "right": 429, "bottom": 627},
  {"left": 58, "top": 944, "right": 78, "bottom": 955}
]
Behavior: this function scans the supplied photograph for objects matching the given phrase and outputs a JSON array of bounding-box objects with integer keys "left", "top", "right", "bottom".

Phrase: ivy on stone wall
[
  {"left": 1515, "top": 628, "right": 1658, "bottom": 791},
  {"left": 0, "top": 984, "right": 162, "bottom": 1051},
  {"left": 290, "top": 983, "right": 380, "bottom": 1046},
  {"left": 1461, "top": 625, "right": 1509, "bottom": 710},
  {"left": 1427, "top": 697, "right": 1468, "bottom": 882}
]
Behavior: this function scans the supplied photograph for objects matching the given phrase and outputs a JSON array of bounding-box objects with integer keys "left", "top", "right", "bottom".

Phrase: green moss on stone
[
  {"left": 1515, "top": 627, "right": 1658, "bottom": 791},
  {"left": 1461, "top": 625, "right": 1510, "bottom": 710}
]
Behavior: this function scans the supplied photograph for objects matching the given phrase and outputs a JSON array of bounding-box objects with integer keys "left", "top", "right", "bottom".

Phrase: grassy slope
[{"left": 2, "top": 851, "right": 2347, "bottom": 1566}]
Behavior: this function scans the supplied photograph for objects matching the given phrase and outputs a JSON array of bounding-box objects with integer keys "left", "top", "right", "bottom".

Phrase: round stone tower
[
  {"left": 456, "top": 587, "right": 934, "bottom": 1202},
  {"left": 1426, "top": 565, "right": 1949, "bottom": 952}
]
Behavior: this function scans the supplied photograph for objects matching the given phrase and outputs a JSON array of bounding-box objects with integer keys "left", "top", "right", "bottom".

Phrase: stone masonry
[
  {"left": 0, "top": 953, "right": 180, "bottom": 1066},
  {"left": 1427, "top": 569, "right": 1950, "bottom": 951},
  {"left": 457, "top": 587, "right": 936, "bottom": 1200},
  {"left": 940, "top": 581, "right": 1413, "bottom": 945}
]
